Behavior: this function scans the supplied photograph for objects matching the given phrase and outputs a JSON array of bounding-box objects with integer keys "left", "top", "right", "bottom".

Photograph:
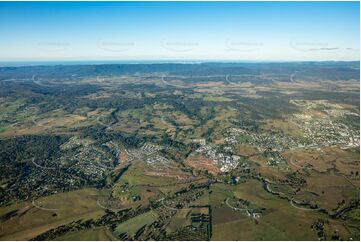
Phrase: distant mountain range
[{"left": 0, "top": 61, "right": 359, "bottom": 81}]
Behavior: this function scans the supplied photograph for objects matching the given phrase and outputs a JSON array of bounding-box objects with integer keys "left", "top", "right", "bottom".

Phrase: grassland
[
  {"left": 55, "top": 227, "right": 117, "bottom": 241},
  {"left": 212, "top": 180, "right": 354, "bottom": 240},
  {"left": 0, "top": 189, "right": 105, "bottom": 240},
  {"left": 113, "top": 211, "right": 157, "bottom": 237}
]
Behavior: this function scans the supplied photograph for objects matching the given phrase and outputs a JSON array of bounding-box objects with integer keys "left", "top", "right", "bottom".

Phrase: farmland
[{"left": 0, "top": 62, "right": 359, "bottom": 240}]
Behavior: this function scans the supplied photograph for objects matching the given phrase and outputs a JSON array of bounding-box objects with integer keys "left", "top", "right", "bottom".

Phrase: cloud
[{"left": 308, "top": 47, "right": 339, "bottom": 51}]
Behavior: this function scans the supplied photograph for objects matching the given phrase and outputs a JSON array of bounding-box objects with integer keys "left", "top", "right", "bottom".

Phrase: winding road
[
  {"left": 225, "top": 198, "right": 250, "bottom": 211},
  {"left": 31, "top": 158, "right": 56, "bottom": 170}
]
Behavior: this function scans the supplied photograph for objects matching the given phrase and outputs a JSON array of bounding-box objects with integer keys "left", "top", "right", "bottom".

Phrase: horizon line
[{"left": 0, "top": 59, "right": 359, "bottom": 68}]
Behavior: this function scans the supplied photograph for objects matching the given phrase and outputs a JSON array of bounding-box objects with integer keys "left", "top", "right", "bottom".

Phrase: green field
[{"left": 114, "top": 211, "right": 157, "bottom": 237}]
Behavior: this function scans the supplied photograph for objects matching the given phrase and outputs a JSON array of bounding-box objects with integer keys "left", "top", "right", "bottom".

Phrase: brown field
[
  {"left": 274, "top": 80, "right": 324, "bottom": 90},
  {"left": 283, "top": 147, "right": 360, "bottom": 175},
  {"left": 1, "top": 114, "right": 89, "bottom": 138},
  {"left": 303, "top": 171, "right": 357, "bottom": 210},
  {"left": 118, "top": 151, "right": 127, "bottom": 162},
  {"left": 145, "top": 171, "right": 191, "bottom": 180},
  {"left": 185, "top": 154, "right": 220, "bottom": 174},
  {"left": 334, "top": 159, "right": 359, "bottom": 178},
  {"left": 283, "top": 149, "right": 334, "bottom": 172},
  {"left": 212, "top": 207, "right": 248, "bottom": 224},
  {"left": 236, "top": 144, "right": 258, "bottom": 157},
  {"left": 214, "top": 138, "right": 225, "bottom": 145}
]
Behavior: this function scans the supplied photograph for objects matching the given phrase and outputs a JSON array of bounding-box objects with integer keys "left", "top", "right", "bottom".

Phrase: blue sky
[{"left": 0, "top": 1, "right": 359, "bottom": 61}]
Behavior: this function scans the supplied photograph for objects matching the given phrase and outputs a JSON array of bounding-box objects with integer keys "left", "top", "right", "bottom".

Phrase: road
[
  {"left": 225, "top": 198, "right": 250, "bottom": 211},
  {"left": 32, "top": 200, "right": 60, "bottom": 211},
  {"left": 31, "top": 158, "right": 56, "bottom": 170},
  {"left": 161, "top": 76, "right": 185, "bottom": 88}
]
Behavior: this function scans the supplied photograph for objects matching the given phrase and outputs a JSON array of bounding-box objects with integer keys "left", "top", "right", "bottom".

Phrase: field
[
  {"left": 113, "top": 211, "right": 157, "bottom": 237},
  {"left": 0, "top": 189, "right": 105, "bottom": 240},
  {"left": 55, "top": 227, "right": 117, "bottom": 241}
]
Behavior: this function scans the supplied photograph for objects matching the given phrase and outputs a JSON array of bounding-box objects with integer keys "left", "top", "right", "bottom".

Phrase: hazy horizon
[{"left": 0, "top": 59, "right": 360, "bottom": 68}]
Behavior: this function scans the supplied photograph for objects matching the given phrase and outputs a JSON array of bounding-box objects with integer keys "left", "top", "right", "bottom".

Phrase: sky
[{"left": 0, "top": 1, "right": 359, "bottom": 62}]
